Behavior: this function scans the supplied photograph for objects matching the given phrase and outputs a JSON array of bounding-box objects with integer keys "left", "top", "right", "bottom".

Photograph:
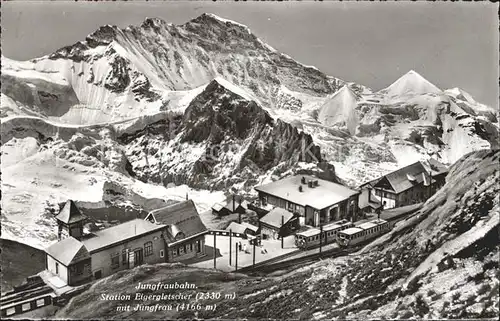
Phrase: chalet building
[
  {"left": 145, "top": 200, "right": 208, "bottom": 262},
  {"left": 254, "top": 175, "right": 360, "bottom": 227},
  {"left": 360, "top": 159, "right": 448, "bottom": 209},
  {"left": 259, "top": 208, "right": 299, "bottom": 239},
  {"left": 44, "top": 199, "right": 208, "bottom": 286}
]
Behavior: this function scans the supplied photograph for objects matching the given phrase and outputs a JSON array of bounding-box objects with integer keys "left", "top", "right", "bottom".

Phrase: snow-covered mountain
[
  {"left": 1, "top": 13, "right": 498, "bottom": 248},
  {"left": 379, "top": 70, "right": 442, "bottom": 97},
  {"left": 317, "top": 85, "right": 359, "bottom": 135}
]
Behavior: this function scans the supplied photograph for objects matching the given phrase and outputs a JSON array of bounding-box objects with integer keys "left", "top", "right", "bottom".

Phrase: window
[
  {"left": 144, "top": 241, "right": 153, "bottom": 257},
  {"left": 190, "top": 243, "right": 193, "bottom": 252},
  {"left": 179, "top": 246, "right": 184, "bottom": 255},
  {"left": 111, "top": 253, "right": 120, "bottom": 269},
  {"left": 55, "top": 262, "right": 59, "bottom": 275},
  {"left": 160, "top": 250, "right": 164, "bottom": 258},
  {"left": 177, "top": 248, "right": 180, "bottom": 256},
  {"left": 196, "top": 240, "right": 202, "bottom": 253},
  {"left": 183, "top": 244, "right": 187, "bottom": 253},
  {"left": 172, "top": 249, "right": 177, "bottom": 257},
  {"left": 122, "top": 249, "right": 129, "bottom": 266},
  {"left": 22, "top": 303, "right": 31, "bottom": 312}
]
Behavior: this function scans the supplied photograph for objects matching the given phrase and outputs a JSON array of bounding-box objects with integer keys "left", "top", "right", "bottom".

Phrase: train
[
  {"left": 294, "top": 219, "right": 354, "bottom": 249},
  {"left": 336, "top": 219, "right": 392, "bottom": 247}
]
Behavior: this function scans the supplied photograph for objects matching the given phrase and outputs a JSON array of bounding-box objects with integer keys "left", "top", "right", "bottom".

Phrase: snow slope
[
  {"left": 317, "top": 85, "right": 359, "bottom": 135},
  {"left": 380, "top": 70, "right": 442, "bottom": 97}
]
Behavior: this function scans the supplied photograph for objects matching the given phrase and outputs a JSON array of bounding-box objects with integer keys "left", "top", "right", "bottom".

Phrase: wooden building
[
  {"left": 360, "top": 159, "right": 448, "bottom": 209},
  {"left": 259, "top": 208, "right": 298, "bottom": 240},
  {"left": 254, "top": 175, "right": 360, "bottom": 227},
  {"left": 145, "top": 200, "right": 208, "bottom": 262},
  {"left": 43, "top": 199, "right": 208, "bottom": 286},
  {"left": 212, "top": 197, "right": 248, "bottom": 216}
]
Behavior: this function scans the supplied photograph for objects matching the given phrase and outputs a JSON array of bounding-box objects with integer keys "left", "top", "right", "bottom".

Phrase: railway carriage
[
  {"left": 336, "top": 219, "right": 391, "bottom": 247},
  {"left": 295, "top": 219, "right": 354, "bottom": 249}
]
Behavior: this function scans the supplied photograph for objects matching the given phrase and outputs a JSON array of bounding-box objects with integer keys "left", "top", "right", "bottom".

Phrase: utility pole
[
  {"left": 213, "top": 232, "right": 217, "bottom": 269},
  {"left": 229, "top": 230, "right": 232, "bottom": 266},
  {"left": 319, "top": 225, "right": 323, "bottom": 254},
  {"left": 235, "top": 243, "right": 238, "bottom": 271},
  {"left": 427, "top": 159, "right": 433, "bottom": 200},
  {"left": 252, "top": 239, "right": 256, "bottom": 267},
  {"left": 281, "top": 215, "right": 284, "bottom": 249}
]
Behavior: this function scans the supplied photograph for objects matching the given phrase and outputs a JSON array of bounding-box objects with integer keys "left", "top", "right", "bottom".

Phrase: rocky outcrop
[{"left": 119, "top": 79, "right": 322, "bottom": 190}]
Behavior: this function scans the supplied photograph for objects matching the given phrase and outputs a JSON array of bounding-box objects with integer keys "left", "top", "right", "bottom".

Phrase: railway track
[{"left": 240, "top": 205, "right": 422, "bottom": 275}]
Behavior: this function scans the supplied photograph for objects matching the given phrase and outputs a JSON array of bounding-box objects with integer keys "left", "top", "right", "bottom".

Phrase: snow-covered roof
[
  {"left": 212, "top": 203, "right": 224, "bottom": 212},
  {"left": 255, "top": 175, "right": 359, "bottom": 210},
  {"left": 373, "top": 161, "right": 430, "bottom": 194},
  {"left": 260, "top": 208, "right": 295, "bottom": 229},
  {"left": 146, "top": 200, "right": 208, "bottom": 242},
  {"left": 240, "top": 222, "right": 258, "bottom": 232},
  {"left": 226, "top": 222, "right": 250, "bottom": 234},
  {"left": 82, "top": 219, "right": 166, "bottom": 253},
  {"left": 224, "top": 199, "right": 249, "bottom": 211},
  {"left": 46, "top": 236, "right": 90, "bottom": 266}
]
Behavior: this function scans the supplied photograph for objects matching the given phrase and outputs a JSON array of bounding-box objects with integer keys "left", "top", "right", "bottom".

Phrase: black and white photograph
[{"left": 0, "top": 1, "right": 498, "bottom": 320}]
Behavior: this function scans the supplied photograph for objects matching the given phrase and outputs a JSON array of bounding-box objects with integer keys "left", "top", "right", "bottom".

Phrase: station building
[
  {"left": 254, "top": 175, "right": 360, "bottom": 227},
  {"left": 44, "top": 199, "right": 207, "bottom": 286}
]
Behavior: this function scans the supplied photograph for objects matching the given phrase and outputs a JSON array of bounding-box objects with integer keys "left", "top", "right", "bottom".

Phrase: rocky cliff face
[{"left": 119, "top": 79, "right": 321, "bottom": 190}]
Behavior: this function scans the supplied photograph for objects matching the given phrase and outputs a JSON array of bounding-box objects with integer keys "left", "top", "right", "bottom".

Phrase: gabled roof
[
  {"left": 362, "top": 159, "right": 448, "bottom": 193},
  {"left": 211, "top": 203, "right": 224, "bottom": 212},
  {"left": 224, "top": 199, "right": 249, "bottom": 211},
  {"left": 240, "top": 222, "right": 258, "bottom": 233},
  {"left": 145, "top": 200, "right": 208, "bottom": 243},
  {"left": 260, "top": 208, "right": 295, "bottom": 229},
  {"left": 374, "top": 161, "right": 430, "bottom": 194},
  {"left": 425, "top": 158, "right": 449, "bottom": 176},
  {"left": 56, "top": 200, "right": 86, "bottom": 225},
  {"left": 255, "top": 175, "right": 359, "bottom": 210},
  {"left": 45, "top": 236, "right": 90, "bottom": 266},
  {"left": 82, "top": 219, "right": 166, "bottom": 253},
  {"left": 226, "top": 222, "right": 249, "bottom": 234}
]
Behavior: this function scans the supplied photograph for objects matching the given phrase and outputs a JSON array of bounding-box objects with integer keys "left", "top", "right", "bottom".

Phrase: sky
[{"left": 1, "top": 1, "right": 498, "bottom": 108}]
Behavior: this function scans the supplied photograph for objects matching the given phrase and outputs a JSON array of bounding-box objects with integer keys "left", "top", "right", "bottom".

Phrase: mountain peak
[
  {"left": 193, "top": 13, "right": 251, "bottom": 30},
  {"left": 141, "top": 17, "right": 167, "bottom": 29},
  {"left": 211, "top": 77, "right": 257, "bottom": 102},
  {"left": 381, "top": 69, "right": 441, "bottom": 96}
]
